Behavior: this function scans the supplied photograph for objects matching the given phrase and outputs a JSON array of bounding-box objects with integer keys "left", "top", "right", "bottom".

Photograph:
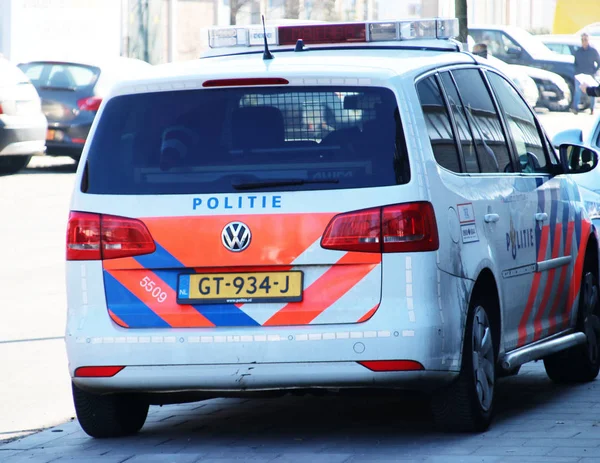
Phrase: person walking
[{"left": 572, "top": 33, "right": 600, "bottom": 115}]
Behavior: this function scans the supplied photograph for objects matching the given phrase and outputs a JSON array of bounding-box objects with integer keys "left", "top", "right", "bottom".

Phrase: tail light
[
  {"left": 77, "top": 96, "right": 102, "bottom": 112},
  {"left": 0, "top": 103, "right": 3, "bottom": 114},
  {"left": 321, "top": 202, "right": 439, "bottom": 253},
  {"left": 67, "top": 212, "right": 156, "bottom": 261}
]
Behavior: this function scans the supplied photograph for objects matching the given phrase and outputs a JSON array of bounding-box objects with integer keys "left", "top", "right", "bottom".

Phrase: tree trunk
[
  {"left": 285, "top": 0, "right": 300, "bottom": 19},
  {"left": 455, "top": 0, "right": 468, "bottom": 46}
]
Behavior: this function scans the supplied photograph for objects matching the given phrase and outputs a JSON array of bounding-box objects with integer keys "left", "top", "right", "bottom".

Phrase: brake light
[
  {"left": 75, "top": 366, "right": 125, "bottom": 377},
  {"left": 358, "top": 360, "right": 424, "bottom": 372},
  {"left": 77, "top": 96, "right": 102, "bottom": 112},
  {"left": 321, "top": 202, "right": 438, "bottom": 253},
  {"left": 203, "top": 78, "right": 289, "bottom": 87},
  {"left": 0, "top": 103, "right": 3, "bottom": 114},
  {"left": 66, "top": 212, "right": 156, "bottom": 261}
]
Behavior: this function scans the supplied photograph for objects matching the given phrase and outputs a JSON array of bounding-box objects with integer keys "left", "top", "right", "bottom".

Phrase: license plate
[
  {"left": 46, "top": 129, "right": 55, "bottom": 141},
  {"left": 177, "top": 271, "right": 303, "bottom": 304}
]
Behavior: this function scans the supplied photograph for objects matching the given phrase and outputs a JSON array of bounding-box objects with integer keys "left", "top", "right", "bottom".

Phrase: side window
[
  {"left": 487, "top": 72, "right": 548, "bottom": 174},
  {"left": 416, "top": 76, "right": 461, "bottom": 173},
  {"left": 439, "top": 72, "right": 479, "bottom": 173},
  {"left": 452, "top": 69, "right": 513, "bottom": 173}
]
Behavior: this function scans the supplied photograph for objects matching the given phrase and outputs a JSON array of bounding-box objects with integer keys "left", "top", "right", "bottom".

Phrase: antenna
[{"left": 261, "top": 15, "right": 274, "bottom": 60}]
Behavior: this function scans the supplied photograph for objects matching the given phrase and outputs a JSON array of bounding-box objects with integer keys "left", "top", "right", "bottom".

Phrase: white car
[
  {"left": 65, "top": 18, "right": 600, "bottom": 438},
  {"left": 475, "top": 54, "right": 540, "bottom": 108}
]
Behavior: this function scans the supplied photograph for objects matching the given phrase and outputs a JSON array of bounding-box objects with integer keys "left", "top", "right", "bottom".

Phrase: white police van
[{"left": 65, "top": 18, "right": 600, "bottom": 437}]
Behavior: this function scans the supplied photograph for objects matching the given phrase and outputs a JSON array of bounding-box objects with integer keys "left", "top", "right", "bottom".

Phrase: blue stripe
[
  {"left": 536, "top": 186, "right": 545, "bottom": 256},
  {"left": 136, "top": 240, "right": 259, "bottom": 327},
  {"left": 135, "top": 241, "right": 184, "bottom": 269},
  {"left": 192, "top": 303, "right": 260, "bottom": 326},
  {"left": 103, "top": 272, "right": 170, "bottom": 328},
  {"left": 549, "top": 187, "right": 558, "bottom": 248},
  {"left": 562, "top": 198, "right": 570, "bottom": 250}
]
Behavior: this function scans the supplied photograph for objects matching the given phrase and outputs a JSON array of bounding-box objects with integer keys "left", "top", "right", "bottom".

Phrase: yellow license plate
[
  {"left": 46, "top": 129, "right": 55, "bottom": 141},
  {"left": 177, "top": 271, "right": 303, "bottom": 304}
]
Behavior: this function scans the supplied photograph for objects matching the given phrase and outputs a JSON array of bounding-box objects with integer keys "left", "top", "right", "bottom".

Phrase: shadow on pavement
[{"left": 98, "top": 364, "right": 589, "bottom": 447}]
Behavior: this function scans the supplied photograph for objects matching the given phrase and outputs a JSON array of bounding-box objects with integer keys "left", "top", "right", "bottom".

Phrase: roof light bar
[{"left": 208, "top": 18, "right": 459, "bottom": 49}]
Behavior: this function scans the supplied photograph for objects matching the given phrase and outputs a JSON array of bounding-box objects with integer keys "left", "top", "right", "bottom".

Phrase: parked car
[
  {"left": 538, "top": 34, "right": 584, "bottom": 56},
  {"left": 552, "top": 124, "right": 600, "bottom": 227},
  {"left": 18, "top": 57, "right": 151, "bottom": 162},
  {"left": 469, "top": 25, "right": 576, "bottom": 108},
  {"left": 0, "top": 57, "right": 47, "bottom": 175},
  {"left": 576, "top": 22, "right": 600, "bottom": 40},
  {"left": 478, "top": 54, "right": 540, "bottom": 108},
  {"left": 553, "top": 115, "right": 600, "bottom": 191},
  {"left": 517, "top": 64, "right": 572, "bottom": 111},
  {"left": 476, "top": 51, "right": 567, "bottom": 111}
]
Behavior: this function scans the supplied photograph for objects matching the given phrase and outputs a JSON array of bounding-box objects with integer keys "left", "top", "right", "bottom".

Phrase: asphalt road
[{"left": 0, "top": 111, "right": 599, "bottom": 462}]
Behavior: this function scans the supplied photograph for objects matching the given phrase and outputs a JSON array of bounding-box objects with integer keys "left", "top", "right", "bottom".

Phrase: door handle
[
  {"left": 484, "top": 213, "right": 500, "bottom": 223},
  {"left": 535, "top": 212, "right": 548, "bottom": 222}
]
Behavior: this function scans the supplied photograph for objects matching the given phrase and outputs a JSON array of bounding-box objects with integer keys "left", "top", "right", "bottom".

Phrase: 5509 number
[{"left": 140, "top": 276, "right": 168, "bottom": 303}]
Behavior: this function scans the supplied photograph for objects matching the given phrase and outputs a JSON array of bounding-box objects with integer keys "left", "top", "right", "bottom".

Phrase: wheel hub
[{"left": 472, "top": 306, "right": 494, "bottom": 412}]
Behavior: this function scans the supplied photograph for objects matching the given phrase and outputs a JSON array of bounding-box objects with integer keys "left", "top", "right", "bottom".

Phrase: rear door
[{"left": 82, "top": 84, "right": 409, "bottom": 329}]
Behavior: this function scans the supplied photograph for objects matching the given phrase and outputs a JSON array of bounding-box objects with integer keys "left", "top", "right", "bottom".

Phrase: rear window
[
  {"left": 18, "top": 63, "right": 100, "bottom": 90},
  {"left": 84, "top": 86, "right": 408, "bottom": 195}
]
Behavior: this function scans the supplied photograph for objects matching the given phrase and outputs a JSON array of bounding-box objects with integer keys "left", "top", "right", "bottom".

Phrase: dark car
[
  {"left": 0, "top": 57, "right": 47, "bottom": 175},
  {"left": 18, "top": 57, "right": 151, "bottom": 162},
  {"left": 469, "top": 25, "right": 576, "bottom": 108}
]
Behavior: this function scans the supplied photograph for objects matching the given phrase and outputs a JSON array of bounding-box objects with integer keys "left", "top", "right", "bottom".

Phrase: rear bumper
[
  {"left": 0, "top": 114, "right": 47, "bottom": 156},
  {"left": 45, "top": 120, "right": 91, "bottom": 158},
  {"left": 66, "top": 249, "right": 472, "bottom": 396},
  {"left": 72, "top": 362, "right": 458, "bottom": 395}
]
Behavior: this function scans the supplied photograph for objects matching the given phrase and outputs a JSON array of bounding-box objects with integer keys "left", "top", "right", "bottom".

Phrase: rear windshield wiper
[
  {"left": 231, "top": 179, "right": 340, "bottom": 191},
  {"left": 39, "top": 85, "right": 76, "bottom": 92}
]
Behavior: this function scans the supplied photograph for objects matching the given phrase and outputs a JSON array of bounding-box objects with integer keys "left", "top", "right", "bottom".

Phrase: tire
[
  {"left": 431, "top": 303, "right": 496, "bottom": 432},
  {"left": 0, "top": 155, "right": 32, "bottom": 175},
  {"left": 72, "top": 382, "right": 149, "bottom": 438},
  {"left": 544, "top": 255, "right": 600, "bottom": 383}
]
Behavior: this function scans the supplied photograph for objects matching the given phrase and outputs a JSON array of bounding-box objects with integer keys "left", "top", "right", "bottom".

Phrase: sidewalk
[{"left": 1, "top": 362, "right": 600, "bottom": 463}]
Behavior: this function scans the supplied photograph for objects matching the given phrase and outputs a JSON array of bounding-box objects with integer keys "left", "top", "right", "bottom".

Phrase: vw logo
[{"left": 221, "top": 222, "right": 251, "bottom": 252}]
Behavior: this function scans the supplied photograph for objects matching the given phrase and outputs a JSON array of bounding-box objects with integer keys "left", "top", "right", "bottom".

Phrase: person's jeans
[{"left": 573, "top": 77, "right": 596, "bottom": 111}]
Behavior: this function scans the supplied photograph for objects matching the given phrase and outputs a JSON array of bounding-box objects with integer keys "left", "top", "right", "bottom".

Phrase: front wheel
[
  {"left": 544, "top": 256, "right": 600, "bottom": 383},
  {"left": 431, "top": 304, "right": 496, "bottom": 432},
  {"left": 72, "top": 382, "right": 149, "bottom": 438}
]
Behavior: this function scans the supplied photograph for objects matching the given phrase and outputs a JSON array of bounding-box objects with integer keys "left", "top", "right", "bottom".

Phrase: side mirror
[
  {"left": 506, "top": 46, "right": 522, "bottom": 57},
  {"left": 560, "top": 143, "right": 599, "bottom": 174},
  {"left": 552, "top": 128, "right": 584, "bottom": 149}
]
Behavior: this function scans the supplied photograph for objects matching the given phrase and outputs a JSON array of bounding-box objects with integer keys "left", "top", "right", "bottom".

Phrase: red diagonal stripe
[
  {"left": 517, "top": 225, "right": 550, "bottom": 347},
  {"left": 263, "top": 256, "right": 378, "bottom": 326},
  {"left": 533, "top": 224, "right": 562, "bottom": 341},
  {"left": 564, "top": 219, "right": 592, "bottom": 327},
  {"left": 548, "top": 221, "right": 574, "bottom": 331},
  {"left": 108, "top": 309, "right": 129, "bottom": 328},
  {"left": 106, "top": 258, "right": 214, "bottom": 328},
  {"left": 357, "top": 305, "right": 379, "bottom": 323}
]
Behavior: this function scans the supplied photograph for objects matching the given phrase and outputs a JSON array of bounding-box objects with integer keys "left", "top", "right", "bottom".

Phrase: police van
[{"left": 65, "top": 18, "right": 600, "bottom": 437}]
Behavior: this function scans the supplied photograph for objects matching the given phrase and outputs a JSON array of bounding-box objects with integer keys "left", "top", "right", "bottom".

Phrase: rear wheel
[
  {"left": 72, "top": 382, "right": 149, "bottom": 438},
  {"left": 544, "top": 255, "right": 600, "bottom": 383},
  {"left": 0, "top": 155, "right": 31, "bottom": 175},
  {"left": 431, "top": 304, "right": 496, "bottom": 432}
]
